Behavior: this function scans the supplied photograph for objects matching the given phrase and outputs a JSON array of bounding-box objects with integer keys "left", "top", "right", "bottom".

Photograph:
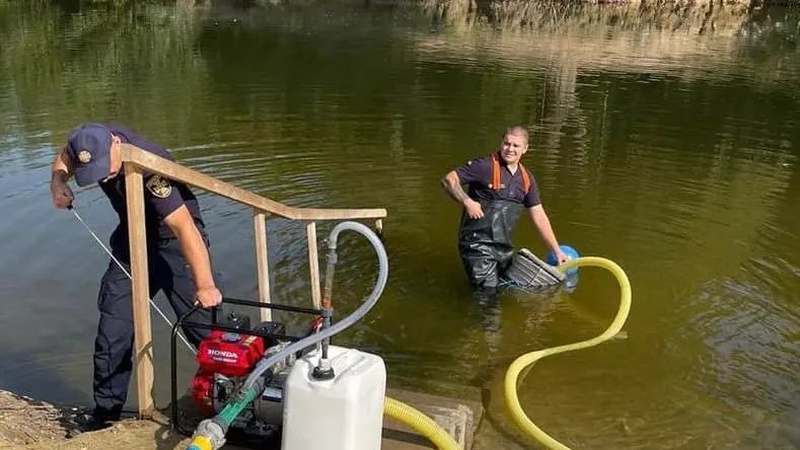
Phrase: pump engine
[
  {"left": 174, "top": 304, "right": 386, "bottom": 450},
  {"left": 188, "top": 313, "right": 302, "bottom": 438},
  {"left": 172, "top": 220, "right": 391, "bottom": 450}
]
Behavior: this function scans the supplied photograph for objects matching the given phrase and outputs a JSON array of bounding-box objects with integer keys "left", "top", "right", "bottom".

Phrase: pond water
[{"left": 0, "top": 1, "right": 798, "bottom": 448}]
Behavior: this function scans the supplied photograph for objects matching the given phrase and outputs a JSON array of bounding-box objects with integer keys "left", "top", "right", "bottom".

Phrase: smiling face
[{"left": 498, "top": 130, "right": 529, "bottom": 166}]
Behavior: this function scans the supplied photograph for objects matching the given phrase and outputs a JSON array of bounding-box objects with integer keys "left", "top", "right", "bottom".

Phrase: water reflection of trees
[
  {"left": 418, "top": 0, "right": 798, "bottom": 87},
  {"left": 0, "top": 0, "right": 210, "bottom": 144},
  {"left": 415, "top": 0, "right": 798, "bottom": 159}
]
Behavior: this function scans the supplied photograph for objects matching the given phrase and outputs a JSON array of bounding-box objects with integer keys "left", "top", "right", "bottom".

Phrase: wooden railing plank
[{"left": 121, "top": 145, "right": 386, "bottom": 221}]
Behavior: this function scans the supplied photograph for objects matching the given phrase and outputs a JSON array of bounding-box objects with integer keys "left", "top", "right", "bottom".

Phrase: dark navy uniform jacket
[
  {"left": 99, "top": 124, "right": 204, "bottom": 247},
  {"left": 88, "top": 125, "right": 213, "bottom": 416},
  {"left": 455, "top": 154, "right": 541, "bottom": 208}
]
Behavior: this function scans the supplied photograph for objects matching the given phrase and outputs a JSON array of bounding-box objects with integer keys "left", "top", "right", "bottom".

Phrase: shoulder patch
[{"left": 146, "top": 175, "right": 172, "bottom": 199}]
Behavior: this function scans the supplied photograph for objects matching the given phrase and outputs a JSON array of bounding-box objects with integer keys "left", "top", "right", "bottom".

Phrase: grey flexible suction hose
[{"left": 240, "top": 220, "right": 388, "bottom": 392}]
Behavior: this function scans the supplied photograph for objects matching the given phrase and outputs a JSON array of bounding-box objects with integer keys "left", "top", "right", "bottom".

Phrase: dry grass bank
[
  {"left": 413, "top": 0, "right": 800, "bottom": 86},
  {"left": 421, "top": 0, "right": 756, "bottom": 34}
]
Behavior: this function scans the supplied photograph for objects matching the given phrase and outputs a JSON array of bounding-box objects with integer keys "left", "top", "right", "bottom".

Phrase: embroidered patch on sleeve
[{"left": 145, "top": 175, "right": 172, "bottom": 199}]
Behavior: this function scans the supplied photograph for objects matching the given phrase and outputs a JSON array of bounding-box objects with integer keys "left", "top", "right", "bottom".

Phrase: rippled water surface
[{"left": 1, "top": 1, "right": 799, "bottom": 448}]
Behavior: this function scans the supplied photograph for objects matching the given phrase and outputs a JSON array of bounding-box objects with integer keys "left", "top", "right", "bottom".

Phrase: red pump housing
[
  {"left": 191, "top": 331, "right": 266, "bottom": 414},
  {"left": 196, "top": 330, "right": 266, "bottom": 376}
]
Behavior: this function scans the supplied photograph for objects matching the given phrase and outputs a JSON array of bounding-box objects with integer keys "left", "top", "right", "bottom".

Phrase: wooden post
[
  {"left": 306, "top": 221, "right": 321, "bottom": 308},
  {"left": 124, "top": 164, "right": 154, "bottom": 418},
  {"left": 254, "top": 211, "right": 272, "bottom": 322}
]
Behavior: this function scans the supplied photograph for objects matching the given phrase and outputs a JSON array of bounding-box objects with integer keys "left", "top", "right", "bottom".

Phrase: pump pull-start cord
[
  {"left": 504, "top": 256, "right": 632, "bottom": 450},
  {"left": 68, "top": 205, "right": 196, "bottom": 354}
]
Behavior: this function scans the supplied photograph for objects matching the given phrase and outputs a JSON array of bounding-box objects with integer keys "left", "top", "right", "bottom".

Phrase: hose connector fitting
[{"left": 187, "top": 418, "right": 227, "bottom": 450}]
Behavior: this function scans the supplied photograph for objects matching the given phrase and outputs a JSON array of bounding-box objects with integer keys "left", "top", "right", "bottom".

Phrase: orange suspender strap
[
  {"left": 490, "top": 153, "right": 531, "bottom": 194},
  {"left": 519, "top": 162, "right": 531, "bottom": 194},
  {"left": 490, "top": 153, "right": 501, "bottom": 191}
]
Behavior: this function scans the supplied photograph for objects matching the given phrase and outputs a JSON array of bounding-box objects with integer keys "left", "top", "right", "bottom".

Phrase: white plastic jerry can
[{"left": 281, "top": 345, "right": 387, "bottom": 450}]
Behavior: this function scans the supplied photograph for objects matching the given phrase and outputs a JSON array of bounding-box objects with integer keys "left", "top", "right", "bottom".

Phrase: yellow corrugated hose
[
  {"left": 190, "top": 257, "right": 628, "bottom": 450},
  {"left": 384, "top": 396, "right": 461, "bottom": 450},
  {"left": 504, "top": 256, "right": 632, "bottom": 450}
]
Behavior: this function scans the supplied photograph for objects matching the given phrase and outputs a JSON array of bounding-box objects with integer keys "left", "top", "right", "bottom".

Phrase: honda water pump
[{"left": 171, "top": 221, "right": 390, "bottom": 450}]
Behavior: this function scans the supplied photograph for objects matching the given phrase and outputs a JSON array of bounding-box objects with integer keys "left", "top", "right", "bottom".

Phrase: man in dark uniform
[
  {"left": 441, "top": 125, "right": 567, "bottom": 298},
  {"left": 49, "top": 123, "right": 222, "bottom": 430}
]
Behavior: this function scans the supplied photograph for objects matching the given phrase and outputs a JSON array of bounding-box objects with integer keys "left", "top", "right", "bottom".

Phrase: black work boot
[{"left": 75, "top": 407, "right": 121, "bottom": 432}]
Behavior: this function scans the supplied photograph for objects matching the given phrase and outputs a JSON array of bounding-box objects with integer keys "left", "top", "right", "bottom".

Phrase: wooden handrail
[
  {"left": 121, "top": 144, "right": 387, "bottom": 220},
  {"left": 121, "top": 143, "right": 387, "bottom": 418}
]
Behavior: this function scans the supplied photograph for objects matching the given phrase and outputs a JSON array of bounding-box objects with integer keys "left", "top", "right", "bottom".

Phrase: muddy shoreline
[{"left": 0, "top": 390, "right": 204, "bottom": 450}]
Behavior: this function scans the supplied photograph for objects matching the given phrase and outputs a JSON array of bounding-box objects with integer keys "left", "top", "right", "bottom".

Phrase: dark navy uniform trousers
[{"left": 94, "top": 227, "right": 214, "bottom": 417}]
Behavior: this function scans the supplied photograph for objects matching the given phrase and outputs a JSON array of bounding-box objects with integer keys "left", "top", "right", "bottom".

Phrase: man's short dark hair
[{"left": 505, "top": 125, "right": 529, "bottom": 145}]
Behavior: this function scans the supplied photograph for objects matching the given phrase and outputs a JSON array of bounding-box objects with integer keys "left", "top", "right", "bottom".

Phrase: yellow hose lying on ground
[
  {"left": 384, "top": 396, "right": 461, "bottom": 450},
  {"left": 504, "top": 256, "right": 632, "bottom": 450}
]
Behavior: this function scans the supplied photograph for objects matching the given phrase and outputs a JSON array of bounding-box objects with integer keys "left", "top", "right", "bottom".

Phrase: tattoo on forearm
[
  {"left": 453, "top": 185, "right": 469, "bottom": 203},
  {"left": 442, "top": 178, "right": 470, "bottom": 203}
]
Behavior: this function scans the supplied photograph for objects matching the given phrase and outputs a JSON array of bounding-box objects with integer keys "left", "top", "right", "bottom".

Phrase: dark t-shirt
[
  {"left": 99, "top": 124, "right": 204, "bottom": 242},
  {"left": 455, "top": 154, "right": 541, "bottom": 208}
]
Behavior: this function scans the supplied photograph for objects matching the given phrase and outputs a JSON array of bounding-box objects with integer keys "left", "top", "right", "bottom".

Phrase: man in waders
[
  {"left": 441, "top": 125, "right": 567, "bottom": 300},
  {"left": 49, "top": 123, "right": 222, "bottom": 431}
]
